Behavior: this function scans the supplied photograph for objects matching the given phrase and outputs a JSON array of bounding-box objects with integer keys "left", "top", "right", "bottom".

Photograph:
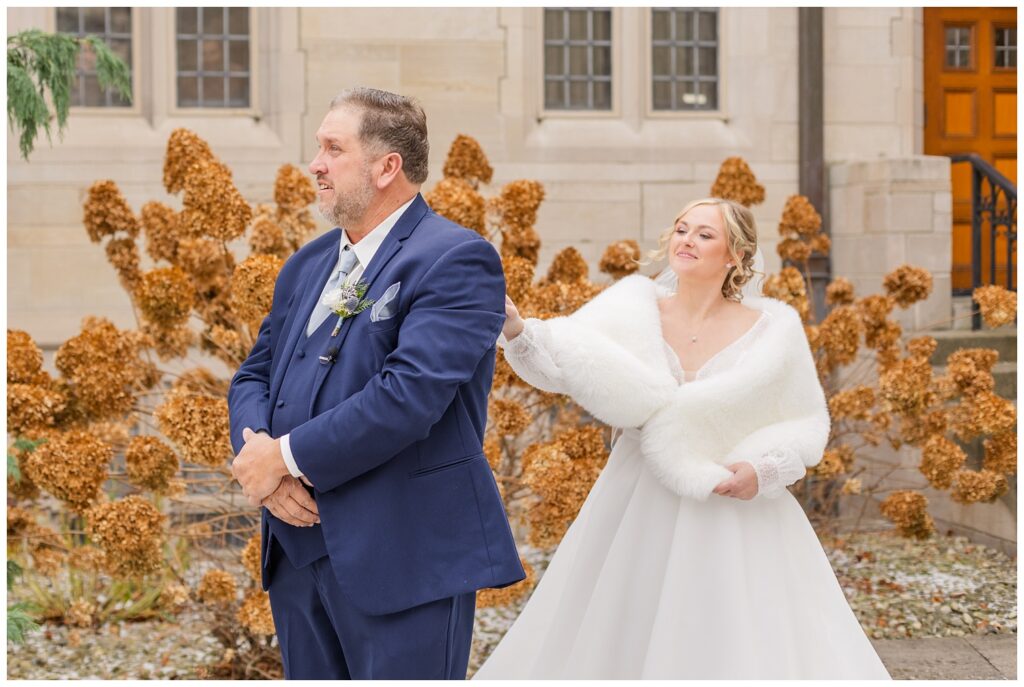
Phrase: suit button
[
  {"left": 276, "top": 400, "right": 285, "bottom": 408},
  {"left": 296, "top": 349, "right": 305, "bottom": 358}
]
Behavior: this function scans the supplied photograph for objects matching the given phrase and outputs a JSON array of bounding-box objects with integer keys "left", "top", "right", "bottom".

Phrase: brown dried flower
[
  {"left": 950, "top": 391, "right": 1016, "bottom": 441},
  {"left": 177, "top": 237, "right": 229, "bottom": 286},
  {"left": 529, "top": 281, "right": 603, "bottom": 319},
  {"left": 972, "top": 285, "right": 1017, "bottom": 328},
  {"left": 503, "top": 255, "right": 536, "bottom": 305},
  {"left": 140, "top": 201, "right": 182, "bottom": 263},
  {"left": 155, "top": 391, "right": 232, "bottom": 467},
  {"left": 599, "top": 240, "right": 641, "bottom": 280},
  {"left": 919, "top": 435, "right": 967, "bottom": 489},
  {"left": 206, "top": 325, "right": 250, "bottom": 367},
  {"left": 231, "top": 254, "right": 284, "bottom": 326},
  {"left": 425, "top": 177, "right": 487, "bottom": 236},
  {"left": 945, "top": 350, "right": 996, "bottom": 397},
  {"left": 543, "top": 247, "right": 589, "bottom": 284},
  {"left": 141, "top": 321, "right": 196, "bottom": 361},
  {"left": 841, "top": 478, "right": 863, "bottom": 495},
  {"left": 983, "top": 430, "right": 1016, "bottom": 475},
  {"left": 65, "top": 599, "right": 96, "bottom": 628},
  {"left": 83, "top": 180, "right": 140, "bottom": 242},
  {"left": 865, "top": 320, "right": 902, "bottom": 352},
  {"left": 7, "top": 384, "right": 66, "bottom": 436},
  {"left": 23, "top": 430, "right": 111, "bottom": 513},
  {"left": 242, "top": 533, "right": 262, "bottom": 583},
  {"left": 274, "top": 164, "right": 316, "bottom": 212},
  {"left": 198, "top": 569, "right": 237, "bottom": 605},
  {"left": 778, "top": 195, "right": 822, "bottom": 239},
  {"left": 125, "top": 436, "right": 180, "bottom": 492},
  {"left": 491, "top": 180, "right": 545, "bottom": 232},
  {"left": 906, "top": 336, "right": 938, "bottom": 361},
  {"left": 828, "top": 385, "right": 875, "bottom": 422},
  {"left": 87, "top": 495, "right": 166, "bottom": 577},
  {"left": 136, "top": 267, "right": 196, "bottom": 328},
  {"left": 879, "top": 490, "right": 934, "bottom": 539},
  {"left": 248, "top": 212, "right": 290, "bottom": 259},
  {"left": 163, "top": 128, "right": 215, "bottom": 194},
  {"left": 899, "top": 409, "right": 948, "bottom": 446},
  {"left": 441, "top": 134, "right": 494, "bottom": 189},
  {"left": 777, "top": 238, "right": 812, "bottom": 264},
  {"left": 104, "top": 237, "right": 142, "bottom": 292},
  {"left": 709, "top": 157, "right": 765, "bottom": 207},
  {"left": 237, "top": 590, "right": 276, "bottom": 635},
  {"left": 818, "top": 305, "right": 864, "bottom": 367},
  {"left": 951, "top": 469, "right": 1009, "bottom": 504},
  {"left": 825, "top": 278, "right": 855, "bottom": 306},
  {"left": 68, "top": 545, "right": 107, "bottom": 574},
  {"left": 501, "top": 223, "right": 542, "bottom": 266},
  {"left": 484, "top": 434, "right": 502, "bottom": 471},
  {"left": 159, "top": 583, "right": 191, "bottom": 612},
  {"left": 8, "top": 329, "right": 47, "bottom": 385},
  {"left": 878, "top": 357, "right": 933, "bottom": 415},
  {"left": 810, "top": 233, "right": 831, "bottom": 255},
  {"left": 762, "top": 267, "right": 810, "bottom": 322},
  {"left": 883, "top": 265, "right": 933, "bottom": 308},
  {"left": 814, "top": 445, "right": 853, "bottom": 478},
  {"left": 490, "top": 398, "right": 532, "bottom": 436}
]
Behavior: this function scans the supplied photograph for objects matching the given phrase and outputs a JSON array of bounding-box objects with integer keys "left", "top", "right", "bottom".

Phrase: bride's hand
[
  {"left": 503, "top": 295, "right": 526, "bottom": 340},
  {"left": 712, "top": 462, "right": 759, "bottom": 500}
]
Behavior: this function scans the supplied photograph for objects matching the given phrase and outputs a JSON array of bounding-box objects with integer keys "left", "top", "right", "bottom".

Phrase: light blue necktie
[{"left": 306, "top": 247, "right": 359, "bottom": 336}]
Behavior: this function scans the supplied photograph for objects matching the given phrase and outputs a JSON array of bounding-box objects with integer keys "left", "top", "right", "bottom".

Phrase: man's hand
[
  {"left": 712, "top": 461, "right": 759, "bottom": 500},
  {"left": 261, "top": 476, "right": 320, "bottom": 527},
  {"left": 232, "top": 427, "right": 290, "bottom": 506}
]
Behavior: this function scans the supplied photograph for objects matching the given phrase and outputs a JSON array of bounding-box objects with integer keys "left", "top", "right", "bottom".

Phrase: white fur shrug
[{"left": 500, "top": 274, "right": 831, "bottom": 501}]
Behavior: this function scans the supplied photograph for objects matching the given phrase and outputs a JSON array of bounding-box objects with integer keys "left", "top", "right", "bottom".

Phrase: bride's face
[{"left": 667, "top": 204, "right": 734, "bottom": 284}]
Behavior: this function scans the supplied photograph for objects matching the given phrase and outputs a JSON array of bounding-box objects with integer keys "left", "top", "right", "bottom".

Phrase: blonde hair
[{"left": 644, "top": 197, "right": 759, "bottom": 301}]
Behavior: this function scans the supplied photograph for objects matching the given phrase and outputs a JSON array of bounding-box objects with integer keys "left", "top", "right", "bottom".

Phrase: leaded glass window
[
  {"left": 945, "top": 26, "right": 972, "bottom": 69},
  {"left": 543, "top": 8, "right": 613, "bottom": 111},
  {"left": 56, "top": 7, "right": 132, "bottom": 107},
  {"left": 651, "top": 8, "right": 718, "bottom": 111},
  {"left": 176, "top": 7, "right": 251, "bottom": 108},
  {"left": 994, "top": 27, "right": 1016, "bottom": 69}
]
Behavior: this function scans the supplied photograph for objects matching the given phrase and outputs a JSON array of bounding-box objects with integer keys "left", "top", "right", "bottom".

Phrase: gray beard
[{"left": 319, "top": 169, "right": 375, "bottom": 228}]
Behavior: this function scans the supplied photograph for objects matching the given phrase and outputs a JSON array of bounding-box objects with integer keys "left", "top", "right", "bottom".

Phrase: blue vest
[{"left": 267, "top": 316, "right": 337, "bottom": 567}]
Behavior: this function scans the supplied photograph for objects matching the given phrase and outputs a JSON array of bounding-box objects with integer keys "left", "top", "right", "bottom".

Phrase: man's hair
[{"left": 329, "top": 87, "right": 429, "bottom": 185}]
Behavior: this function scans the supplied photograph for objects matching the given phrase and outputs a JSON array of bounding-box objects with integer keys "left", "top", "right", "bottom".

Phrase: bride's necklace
[{"left": 683, "top": 304, "right": 724, "bottom": 344}]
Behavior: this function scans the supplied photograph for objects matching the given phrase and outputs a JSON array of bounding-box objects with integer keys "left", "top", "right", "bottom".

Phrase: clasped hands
[
  {"left": 231, "top": 428, "right": 320, "bottom": 527},
  {"left": 712, "top": 461, "right": 759, "bottom": 500}
]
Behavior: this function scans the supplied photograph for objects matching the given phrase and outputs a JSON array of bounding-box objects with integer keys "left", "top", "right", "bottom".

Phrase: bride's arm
[
  {"left": 749, "top": 447, "right": 810, "bottom": 499},
  {"left": 498, "top": 319, "right": 567, "bottom": 394}
]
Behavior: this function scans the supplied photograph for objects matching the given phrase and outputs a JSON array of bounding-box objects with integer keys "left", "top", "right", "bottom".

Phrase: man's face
[{"left": 309, "top": 106, "right": 377, "bottom": 229}]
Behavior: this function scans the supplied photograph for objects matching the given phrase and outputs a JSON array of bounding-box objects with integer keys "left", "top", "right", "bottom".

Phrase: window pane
[
  {"left": 569, "top": 45, "right": 588, "bottom": 75},
  {"left": 228, "top": 7, "right": 249, "bottom": 35},
  {"left": 568, "top": 10, "right": 588, "bottom": 40},
  {"left": 178, "top": 76, "right": 199, "bottom": 107},
  {"left": 56, "top": 8, "right": 79, "bottom": 33},
  {"left": 653, "top": 80, "right": 672, "bottom": 110},
  {"left": 544, "top": 80, "right": 563, "bottom": 109},
  {"left": 109, "top": 38, "right": 131, "bottom": 63},
  {"left": 201, "top": 39, "right": 225, "bottom": 72},
  {"left": 544, "top": 9, "right": 563, "bottom": 41},
  {"left": 545, "top": 45, "right": 564, "bottom": 76},
  {"left": 699, "top": 80, "right": 717, "bottom": 109},
  {"left": 110, "top": 7, "right": 131, "bottom": 34},
  {"left": 593, "top": 80, "right": 611, "bottom": 109},
  {"left": 82, "top": 74, "right": 104, "bottom": 106},
  {"left": 592, "top": 10, "right": 611, "bottom": 41},
  {"left": 698, "top": 11, "right": 717, "bottom": 41},
  {"left": 653, "top": 46, "right": 671, "bottom": 76},
  {"left": 203, "top": 7, "right": 225, "bottom": 35},
  {"left": 697, "top": 46, "right": 716, "bottom": 76},
  {"left": 78, "top": 46, "right": 97, "bottom": 72},
  {"left": 228, "top": 40, "right": 249, "bottom": 72},
  {"left": 676, "top": 46, "right": 693, "bottom": 76},
  {"left": 569, "top": 80, "right": 588, "bottom": 108},
  {"left": 676, "top": 10, "right": 693, "bottom": 42},
  {"left": 83, "top": 7, "right": 105, "bottom": 34},
  {"left": 178, "top": 39, "right": 198, "bottom": 71},
  {"left": 945, "top": 47, "right": 957, "bottom": 67},
  {"left": 593, "top": 46, "right": 611, "bottom": 76},
  {"left": 652, "top": 10, "right": 670, "bottom": 41},
  {"left": 201, "top": 77, "right": 225, "bottom": 105},
  {"left": 228, "top": 77, "right": 249, "bottom": 107},
  {"left": 177, "top": 7, "right": 198, "bottom": 35}
]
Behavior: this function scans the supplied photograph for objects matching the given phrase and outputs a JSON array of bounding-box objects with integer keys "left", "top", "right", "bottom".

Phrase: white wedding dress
[{"left": 474, "top": 309, "right": 890, "bottom": 680}]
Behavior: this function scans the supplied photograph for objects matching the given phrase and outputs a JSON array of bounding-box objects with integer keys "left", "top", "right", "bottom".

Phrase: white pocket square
[{"left": 370, "top": 282, "right": 401, "bottom": 322}]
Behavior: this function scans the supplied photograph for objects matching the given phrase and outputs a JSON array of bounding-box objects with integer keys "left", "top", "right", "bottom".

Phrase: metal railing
[{"left": 949, "top": 154, "right": 1017, "bottom": 330}]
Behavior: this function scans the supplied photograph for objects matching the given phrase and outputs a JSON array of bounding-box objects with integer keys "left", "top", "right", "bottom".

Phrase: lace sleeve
[
  {"left": 751, "top": 448, "right": 807, "bottom": 499},
  {"left": 497, "top": 318, "right": 566, "bottom": 394}
]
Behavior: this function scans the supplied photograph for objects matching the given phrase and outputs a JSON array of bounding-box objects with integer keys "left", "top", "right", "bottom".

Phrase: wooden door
[{"left": 924, "top": 8, "right": 1017, "bottom": 291}]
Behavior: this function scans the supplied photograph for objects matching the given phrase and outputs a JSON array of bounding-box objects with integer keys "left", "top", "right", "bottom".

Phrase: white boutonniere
[{"left": 321, "top": 281, "right": 375, "bottom": 335}]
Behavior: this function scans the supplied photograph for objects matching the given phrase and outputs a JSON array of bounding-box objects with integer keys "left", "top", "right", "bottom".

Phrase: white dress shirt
[{"left": 279, "top": 197, "right": 415, "bottom": 482}]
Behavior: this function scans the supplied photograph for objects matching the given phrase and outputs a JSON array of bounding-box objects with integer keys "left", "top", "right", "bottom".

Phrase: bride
[{"left": 474, "top": 198, "right": 890, "bottom": 679}]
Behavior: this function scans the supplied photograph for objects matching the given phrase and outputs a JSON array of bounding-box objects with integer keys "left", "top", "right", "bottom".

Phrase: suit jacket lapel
[
  {"left": 306, "top": 195, "right": 429, "bottom": 412},
  {"left": 270, "top": 229, "right": 341, "bottom": 403}
]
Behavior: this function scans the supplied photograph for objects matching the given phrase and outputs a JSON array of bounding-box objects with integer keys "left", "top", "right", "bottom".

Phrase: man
[{"left": 228, "top": 87, "right": 525, "bottom": 680}]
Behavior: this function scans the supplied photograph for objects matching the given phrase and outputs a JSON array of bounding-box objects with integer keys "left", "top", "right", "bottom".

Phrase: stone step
[{"left": 924, "top": 328, "right": 1017, "bottom": 364}]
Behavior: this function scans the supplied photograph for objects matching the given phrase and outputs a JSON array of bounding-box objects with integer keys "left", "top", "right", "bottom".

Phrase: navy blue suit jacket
[{"left": 228, "top": 194, "right": 525, "bottom": 615}]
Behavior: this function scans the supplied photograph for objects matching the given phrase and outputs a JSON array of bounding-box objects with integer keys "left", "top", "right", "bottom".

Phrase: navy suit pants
[{"left": 265, "top": 537, "right": 476, "bottom": 679}]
